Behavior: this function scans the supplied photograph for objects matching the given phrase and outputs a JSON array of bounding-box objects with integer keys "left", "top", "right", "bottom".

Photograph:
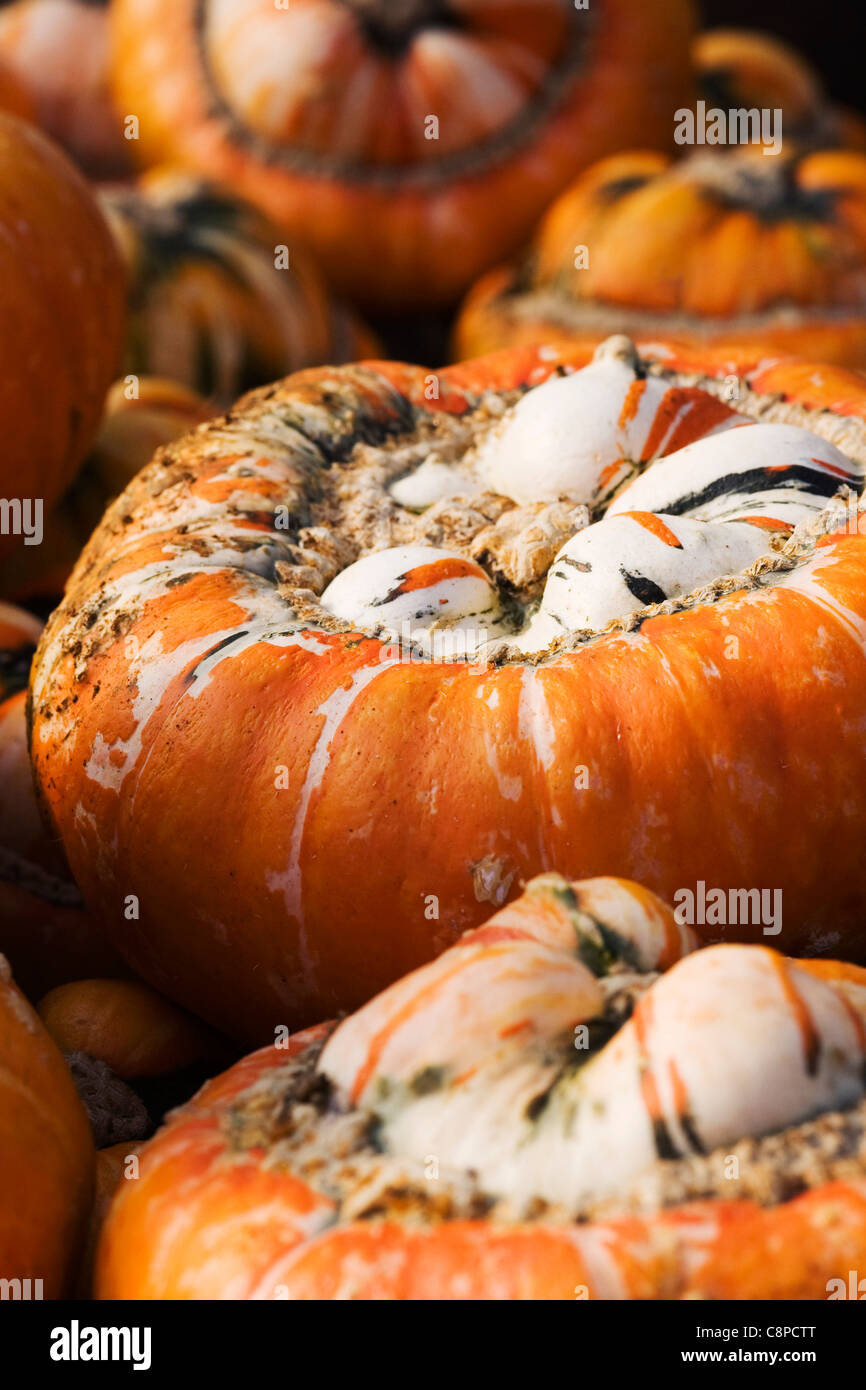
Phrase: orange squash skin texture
[
  {"left": 0, "top": 113, "right": 125, "bottom": 548},
  {"left": 0, "top": 957, "right": 93, "bottom": 1296},
  {"left": 28, "top": 341, "right": 866, "bottom": 1042},
  {"left": 109, "top": 0, "right": 696, "bottom": 310},
  {"left": 96, "top": 1028, "right": 329, "bottom": 1300},
  {"left": 454, "top": 149, "right": 866, "bottom": 366}
]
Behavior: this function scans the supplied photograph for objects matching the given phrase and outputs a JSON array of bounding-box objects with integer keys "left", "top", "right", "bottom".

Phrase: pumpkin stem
[
  {"left": 65, "top": 1052, "right": 151, "bottom": 1149},
  {"left": 592, "top": 334, "right": 641, "bottom": 370},
  {"left": 340, "top": 0, "right": 455, "bottom": 53}
]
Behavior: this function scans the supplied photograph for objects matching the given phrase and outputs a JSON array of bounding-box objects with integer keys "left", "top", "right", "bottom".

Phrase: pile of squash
[{"left": 3, "top": 1, "right": 866, "bottom": 1303}]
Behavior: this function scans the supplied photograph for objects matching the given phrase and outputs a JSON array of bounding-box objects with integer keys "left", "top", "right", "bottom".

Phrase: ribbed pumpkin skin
[
  {"left": 101, "top": 172, "right": 377, "bottom": 404},
  {"left": 0, "top": 0, "right": 128, "bottom": 175},
  {"left": 27, "top": 340, "right": 866, "bottom": 1043},
  {"left": 0, "top": 113, "right": 125, "bottom": 552},
  {"left": 0, "top": 958, "right": 93, "bottom": 1297},
  {"left": 454, "top": 149, "right": 866, "bottom": 365},
  {"left": 109, "top": 0, "right": 696, "bottom": 309}
]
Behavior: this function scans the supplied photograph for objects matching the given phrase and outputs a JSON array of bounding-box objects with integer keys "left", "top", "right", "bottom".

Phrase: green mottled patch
[
  {"left": 410, "top": 1065, "right": 447, "bottom": 1097},
  {"left": 527, "top": 874, "right": 641, "bottom": 975},
  {"left": 374, "top": 1076, "right": 394, "bottom": 1104}
]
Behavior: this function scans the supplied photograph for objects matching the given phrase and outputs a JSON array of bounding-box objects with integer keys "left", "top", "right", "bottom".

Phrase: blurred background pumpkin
[
  {"left": 692, "top": 28, "right": 866, "bottom": 152},
  {"left": 0, "top": 0, "right": 128, "bottom": 175},
  {"left": 0, "top": 954, "right": 94, "bottom": 1297},
  {"left": 0, "top": 112, "right": 125, "bottom": 558},
  {"left": 99, "top": 170, "right": 378, "bottom": 404},
  {"left": 455, "top": 145, "right": 866, "bottom": 366},
  {"left": 108, "top": 0, "right": 697, "bottom": 312},
  {"left": 454, "top": 28, "right": 866, "bottom": 365}
]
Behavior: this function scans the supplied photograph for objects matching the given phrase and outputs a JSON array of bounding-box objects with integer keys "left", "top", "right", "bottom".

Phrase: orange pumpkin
[
  {"left": 0, "top": 603, "right": 52, "bottom": 874},
  {"left": 455, "top": 147, "right": 866, "bottom": 365},
  {"left": 36, "top": 977, "right": 229, "bottom": 1170},
  {"left": 0, "top": 954, "right": 93, "bottom": 1296},
  {"left": 109, "top": 0, "right": 696, "bottom": 310},
  {"left": 0, "top": 113, "right": 125, "bottom": 556},
  {"left": 693, "top": 28, "right": 866, "bottom": 153},
  {"left": 37, "top": 978, "right": 223, "bottom": 1082},
  {"left": 100, "top": 170, "right": 378, "bottom": 403},
  {"left": 78, "top": 1140, "right": 143, "bottom": 1296},
  {"left": 95, "top": 874, "right": 866, "bottom": 1300},
  {"left": 28, "top": 337, "right": 866, "bottom": 1041},
  {"left": 0, "top": 0, "right": 128, "bottom": 175}
]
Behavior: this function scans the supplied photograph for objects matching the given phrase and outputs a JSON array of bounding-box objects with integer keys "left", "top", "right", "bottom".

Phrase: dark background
[{"left": 701, "top": 0, "right": 864, "bottom": 110}]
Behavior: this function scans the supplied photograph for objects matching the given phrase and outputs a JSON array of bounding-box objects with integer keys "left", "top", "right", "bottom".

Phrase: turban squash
[
  {"left": 0, "top": 953, "right": 93, "bottom": 1297},
  {"left": 28, "top": 335, "right": 866, "bottom": 1042},
  {"left": 454, "top": 148, "right": 866, "bottom": 367},
  {"left": 108, "top": 0, "right": 696, "bottom": 310},
  {"left": 0, "top": 0, "right": 128, "bottom": 175},
  {"left": 0, "top": 112, "right": 125, "bottom": 553},
  {"left": 95, "top": 873, "right": 866, "bottom": 1300},
  {"left": 100, "top": 171, "right": 378, "bottom": 405}
]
